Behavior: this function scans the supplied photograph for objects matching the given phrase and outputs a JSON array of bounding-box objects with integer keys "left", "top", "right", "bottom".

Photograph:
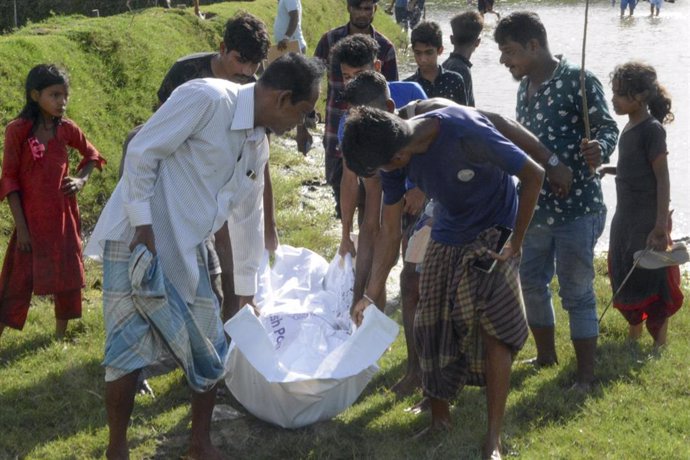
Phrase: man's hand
[
  {"left": 129, "top": 225, "right": 156, "bottom": 255},
  {"left": 264, "top": 224, "right": 280, "bottom": 254},
  {"left": 338, "top": 235, "right": 356, "bottom": 257},
  {"left": 238, "top": 295, "right": 259, "bottom": 315},
  {"left": 350, "top": 296, "right": 372, "bottom": 327},
  {"left": 61, "top": 176, "right": 86, "bottom": 196},
  {"left": 277, "top": 38, "right": 289, "bottom": 51},
  {"left": 403, "top": 187, "right": 426, "bottom": 215},
  {"left": 487, "top": 241, "right": 520, "bottom": 263},
  {"left": 580, "top": 138, "right": 603, "bottom": 171},
  {"left": 296, "top": 123, "right": 313, "bottom": 155},
  {"left": 545, "top": 162, "right": 573, "bottom": 198}
]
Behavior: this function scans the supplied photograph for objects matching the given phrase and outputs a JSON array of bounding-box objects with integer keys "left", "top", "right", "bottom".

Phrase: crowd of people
[{"left": 0, "top": 1, "right": 684, "bottom": 459}]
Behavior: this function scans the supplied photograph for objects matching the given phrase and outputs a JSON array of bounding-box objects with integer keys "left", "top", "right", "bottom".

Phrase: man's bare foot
[
  {"left": 411, "top": 418, "right": 451, "bottom": 440},
  {"left": 568, "top": 381, "right": 593, "bottom": 394},
  {"left": 482, "top": 443, "right": 502, "bottom": 460},
  {"left": 390, "top": 373, "right": 420, "bottom": 398},
  {"left": 105, "top": 445, "right": 129, "bottom": 460},
  {"left": 185, "top": 443, "right": 226, "bottom": 460},
  {"left": 403, "top": 396, "right": 430, "bottom": 415}
]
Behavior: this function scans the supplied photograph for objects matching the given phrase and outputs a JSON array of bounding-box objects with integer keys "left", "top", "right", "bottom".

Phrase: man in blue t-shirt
[{"left": 342, "top": 105, "right": 544, "bottom": 457}]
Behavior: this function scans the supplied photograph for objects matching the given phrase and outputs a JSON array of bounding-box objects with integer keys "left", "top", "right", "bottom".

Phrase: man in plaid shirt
[{"left": 314, "top": 0, "right": 398, "bottom": 218}]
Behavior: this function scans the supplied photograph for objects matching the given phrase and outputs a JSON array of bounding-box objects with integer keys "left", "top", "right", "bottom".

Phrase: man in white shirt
[
  {"left": 87, "top": 53, "right": 324, "bottom": 460},
  {"left": 274, "top": 0, "right": 307, "bottom": 53}
]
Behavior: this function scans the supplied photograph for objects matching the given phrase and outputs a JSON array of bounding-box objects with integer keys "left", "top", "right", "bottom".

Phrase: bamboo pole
[{"left": 580, "top": 0, "right": 598, "bottom": 178}]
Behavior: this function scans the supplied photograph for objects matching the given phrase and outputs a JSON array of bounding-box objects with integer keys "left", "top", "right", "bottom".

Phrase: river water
[{"left": 396, "top": 0, "right": 690, "bottom": 251}]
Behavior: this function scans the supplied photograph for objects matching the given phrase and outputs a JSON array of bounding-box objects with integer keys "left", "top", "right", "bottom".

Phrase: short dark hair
[
  {"left": 494, "top": 11, "right": 548, "bottom": 48},
  {"left": 450, "top": 11, "right": 483, "bottom": 46},
  {"left": 347, "top": 0, "right": 379, "bottom": 7},
  {"left": 259, "top": 53, "right": 325, "bottom": 104},
  {"left": 331, "top": 34, "right": 380, "bottom": 69},
  {"left": 342, "top": 106, "right": 411, "bottom": 177},
  {"left": 411, "top": 21, "right": 443, "bottom": 49},
  {"left": 224, "top": 12, "right": 270, "bottom": 63},
  {"left": 342, "top": 70, "right": 389, "bottom": 108}
]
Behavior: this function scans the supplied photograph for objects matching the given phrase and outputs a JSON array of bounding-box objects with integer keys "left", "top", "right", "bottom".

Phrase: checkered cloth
[
  {"left": 414, "top": 228, "right": 528, "bottom": 400},
  {"left": 102, "top": 240, "right": 228, "bottom": 392}
]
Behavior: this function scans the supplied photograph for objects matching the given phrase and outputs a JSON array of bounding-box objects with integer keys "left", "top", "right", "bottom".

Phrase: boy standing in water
[{"left": 442, "top": 11, "right": 484, "bottom": 107}]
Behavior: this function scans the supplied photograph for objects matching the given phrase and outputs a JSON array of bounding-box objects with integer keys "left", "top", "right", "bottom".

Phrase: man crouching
[{"left": 342, "top": 105, "right": 543, "bottom": 459}]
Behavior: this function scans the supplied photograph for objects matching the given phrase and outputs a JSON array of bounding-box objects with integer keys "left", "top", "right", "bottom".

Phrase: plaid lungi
[
  {"left": 414, "top": 227, "right": 528, "bottom": 400},
  {"left": 102, "top": 240, "right": 228, "bottom": 392}
]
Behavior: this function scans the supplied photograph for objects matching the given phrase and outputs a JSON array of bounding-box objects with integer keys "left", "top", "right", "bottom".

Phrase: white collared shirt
[{"left": 86, "top": 79, "right": 268, "bottom": 302}]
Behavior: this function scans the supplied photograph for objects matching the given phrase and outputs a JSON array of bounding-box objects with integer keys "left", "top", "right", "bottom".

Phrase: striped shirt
[
  {"left": 86, "top": 79, "right": 268, "bottom": 302},
  {"left": 314, "top": 24, "right": 398, "bottom": 161}
]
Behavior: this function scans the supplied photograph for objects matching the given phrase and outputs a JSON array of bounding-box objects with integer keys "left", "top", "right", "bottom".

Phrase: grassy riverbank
[
  {"left": 1, "top": 1, "right": 689, "bottom": 459},
  {"left": 0, "top": 0, "right": 405, "bottom": 241}
]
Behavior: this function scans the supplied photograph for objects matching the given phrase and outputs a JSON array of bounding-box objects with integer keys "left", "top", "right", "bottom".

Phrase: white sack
[{"left": 224, "top": 245, "right": 398, "bottom": 428}]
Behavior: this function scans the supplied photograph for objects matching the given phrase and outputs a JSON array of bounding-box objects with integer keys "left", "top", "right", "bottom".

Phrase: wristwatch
[{"left": 546, "top": 153, "right": 560, "bottom": 168}]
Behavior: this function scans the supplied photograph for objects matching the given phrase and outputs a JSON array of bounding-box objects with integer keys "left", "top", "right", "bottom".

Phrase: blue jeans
[
  {"left": 519, "top": 211, "right": 606, "bottom": 340},
  {"left": 621, "top": 0, "right": 636, "bottom": 11}
]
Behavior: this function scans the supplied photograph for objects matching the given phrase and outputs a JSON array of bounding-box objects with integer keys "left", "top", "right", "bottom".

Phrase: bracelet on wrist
[{"left": 362, "top": 293, "right": 375, "bottom": 305}]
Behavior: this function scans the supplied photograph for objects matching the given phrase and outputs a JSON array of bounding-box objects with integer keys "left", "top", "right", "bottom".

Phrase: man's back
[
  {"left": 442, "top": 53, "right": 474, "bottom": 106},
  {"left": 157, "top": 52, "right": 216, "bottom": 106}
]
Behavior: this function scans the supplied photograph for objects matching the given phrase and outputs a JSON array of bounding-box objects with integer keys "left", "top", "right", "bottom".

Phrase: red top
[{"left": 0, "top": 117, "right": 106, "bottom": 294}]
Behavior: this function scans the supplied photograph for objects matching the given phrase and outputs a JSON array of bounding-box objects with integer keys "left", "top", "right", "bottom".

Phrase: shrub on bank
[{"left": 0, "top": 0, "right": 243, "bottom": 33}]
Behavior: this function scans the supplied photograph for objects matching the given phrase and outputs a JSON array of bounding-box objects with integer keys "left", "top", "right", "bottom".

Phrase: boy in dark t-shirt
[
  {"left": 405, "top": 21, "right": 468, "bottom": 105},
  {"left": 441, "top": 11, "right": 483, "bottom": 107}
]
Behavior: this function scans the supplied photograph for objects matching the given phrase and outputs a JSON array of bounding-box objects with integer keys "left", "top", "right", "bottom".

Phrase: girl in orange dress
[{"left": 0, "top": 64, "right": 106, "bottom": 340}]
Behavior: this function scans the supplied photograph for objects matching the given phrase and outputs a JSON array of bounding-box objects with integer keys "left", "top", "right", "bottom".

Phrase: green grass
[
  {"left": 2, "top": 2, "right": 690, "bottom": 459},
  {"left": 2, "top": 249, "right": 689, "bottom": 458}
]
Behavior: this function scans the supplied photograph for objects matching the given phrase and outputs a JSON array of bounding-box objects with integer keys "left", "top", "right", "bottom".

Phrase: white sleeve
[{"left": 122, "top": 82, "right": 217, "bottom": 227}]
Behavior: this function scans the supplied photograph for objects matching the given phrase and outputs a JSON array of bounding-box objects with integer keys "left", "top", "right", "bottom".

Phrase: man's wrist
[{"left": 545, "top": 153, "right": 560, "bottom": 169}]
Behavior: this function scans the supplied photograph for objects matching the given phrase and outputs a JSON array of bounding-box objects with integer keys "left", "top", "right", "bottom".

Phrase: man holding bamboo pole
[{"left": 494, "top": 11, "right": 619, "bottom": 391}]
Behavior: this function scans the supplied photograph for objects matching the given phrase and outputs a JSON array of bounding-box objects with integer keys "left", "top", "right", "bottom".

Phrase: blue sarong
[{"left": 102, "top": 240, "right": 228, "bottom": 392}]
